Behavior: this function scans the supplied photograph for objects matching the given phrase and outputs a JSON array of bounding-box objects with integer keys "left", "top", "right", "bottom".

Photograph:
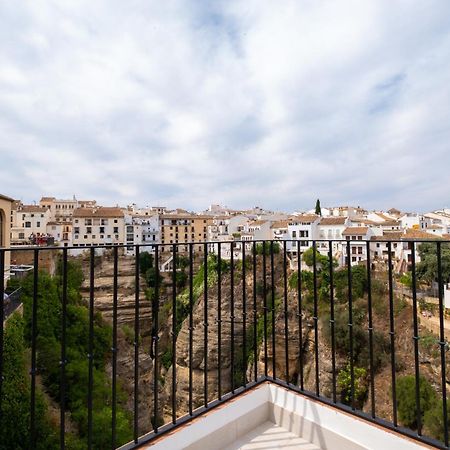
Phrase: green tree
[
  {"left": 416, "top": 242, "right": 450, "bottom": 283},
  {"left": 396, "top": 375, "right": 437, "bottom": 429},
  {"left": 0, "top": 314, "right": 59, "bottom": 450},
  {"left": 302, "top": 247, "right": 330, "bottom": 270},
  {"left": 139, "top": 251, "right": 154, "bottom": 276},
  {"left": 315, "top": 199, "right": 322, "bottom": 216}
]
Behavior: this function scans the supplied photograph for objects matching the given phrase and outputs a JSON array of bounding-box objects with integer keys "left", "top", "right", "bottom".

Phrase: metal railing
[{"left": 0, "top": 239, "right": 449, "bottom": 449}]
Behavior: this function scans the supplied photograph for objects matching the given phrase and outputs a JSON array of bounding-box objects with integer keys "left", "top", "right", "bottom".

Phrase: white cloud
[{"left": 0, "top": 0, "right": 450, "bottom": 212}]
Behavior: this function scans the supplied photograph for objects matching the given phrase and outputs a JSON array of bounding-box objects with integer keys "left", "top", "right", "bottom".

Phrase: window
[
  {"left": 87, "top": 227, "right": 92, "bottom": 234},
  {"left": 84, "top": 235, "right": 88, "bottom": 239},
  {"left": 19, "top": 232, "right": 25, "bottom": 239},
  {"left": 114, "top": 219, "right": 118, "bottom": 223},
  {"left": 25, "top": 221, "right": 31, "bottom": 228},
  {"left": 74, "top": 227, "right": 80, "bottom": 234},
  {"left": 113, "top": 227, "right": 119, "bottom": 233},
  {"left": 85, "top": 219, "right": 92, "bottom": 225},
  {"left": 37, "top": 222, "right": 41, "bottom": 227}
]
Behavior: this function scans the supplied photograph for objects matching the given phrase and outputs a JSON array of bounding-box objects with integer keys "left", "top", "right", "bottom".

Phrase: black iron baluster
[
  {"left": 263, "top": 242, "right": 268, "bottom": 377},
  {"left": 271, "top": 241, "right": 276, "bottom": 379},
  {"left": 217, "top": 243, "right": 222, "bottom": 400},
  {"left": 230, "top": 244, "right": 235, "bottom": 393},
  {"left": 112, "top": 246, "right": 118, "bottom": 448},
  {"left": 189, "top": 243, "right": 194, "bottom": 414},
  {"left": 437, "top": 241, "right": 448, "bottom": 446},
  {"left": 346, "top": 240, "right": 355, "bottom": 410},
  {"left": 283, "top": 240, "right": 289, "bottom": 383},
  {"left": 203, "top": 242, "right": 208, "bottom": 407},
  {"left": 30, "top": 249, "right": 39, "bottom": 449},
  {"left": 329, "top": 241, "right": 337, "bottom": 403},
  {"left": 0, "top": 250, "right": 4, "bottom": 417},
  {"left": 313, "top": 241, "right": 320, "bottom": 396},
  {"left": 60, "top": 248, "right": 68, "bottom": 449},
  {"left": 366, "top": 241, "right": 376, "bottom": 418},
  {"left": 411, "top": 242, "right": 421, "bottom": 435},
  {"left": 297, "top": 241, "right": 304, "bottom": 390},
  {"left": 88, "top": 247, "right": 95, "bottom": 450},
  {"left": 172, "top": 244, "right": 177, "bottom": 424},
  {"left": 387, "top": 241, "right": 397, "bottom": 426},
  {"left": 134, "top": 246, "right": 140, "bottom": 442},
  {"left": 152, "top": 245, "right": 160, "bottom": 433},
  {"left": 242, "top": 244, "right": 247, "bottom": 388},
  {"left": 252, "top": 241, "right": 257, "bottom": 382}
]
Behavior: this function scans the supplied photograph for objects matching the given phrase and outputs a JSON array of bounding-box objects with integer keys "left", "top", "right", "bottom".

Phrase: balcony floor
[{"left": 222, "top": 421, "right": 321, "bottom": 450}]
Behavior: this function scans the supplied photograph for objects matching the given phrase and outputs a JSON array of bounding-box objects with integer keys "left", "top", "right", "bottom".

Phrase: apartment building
[
  {"left": 342, "top": 226, "right": 373, "bottom": 266},
  {"left": 287, "top": 215, "right": 320, "bottom": 256},
  {"left": 10, "top": 203, "right": 52, "bottom": 245},
  {"left": 160, "top": 213, "right": 211, "bottom": 252},
  {"left": 39, "top": 196, "right": 97, "bottom": 222},
  {"left": 71, "top": 207, "right": 125, "bottom": 253},
  {"left": 124, "top": 212, "right": 159, "bottom": 255}
]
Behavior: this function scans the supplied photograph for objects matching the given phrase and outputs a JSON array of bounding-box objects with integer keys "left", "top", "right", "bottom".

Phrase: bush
[
  {"left": 396, "top": 375, "right": 437, "bottom": 429},
  {"left": 424, "top": 401, "right": 450, "bottom": 442},
  {"left": 337, "top": 364, "right": 368, "bottom": 408}
]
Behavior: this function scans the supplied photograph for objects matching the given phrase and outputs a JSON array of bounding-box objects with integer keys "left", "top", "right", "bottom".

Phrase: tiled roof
[
  {"left": 371, "top": 231, "right": 403, "bottom": 241},
  {"left": 319, "top": 217, "right": 347, "bottom": 225},
  {"left": 40, "top": 196, "right": 56, "bottom": 202},
  {"left": 401, "top": 229, "right": 441, "bottom": 240},
  {"left": 270, "top": 221, "right": 289, "bottom": 229},
  {"left": 20, "top": 205, "right": 48, "bottom": 213},
  {"left": 342, "top": 227, "right": 369, "bottom": 235},
  {"left": 73, "top": 207, "right": 125, "bottom": 218},
  {"left": 290, "top": 215, "right": 319, "bottom": 224}
]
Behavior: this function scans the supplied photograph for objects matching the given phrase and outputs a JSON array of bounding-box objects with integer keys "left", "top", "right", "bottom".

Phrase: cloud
[{"left": 1, "top": 0, "right": 450, "bottom": 212}]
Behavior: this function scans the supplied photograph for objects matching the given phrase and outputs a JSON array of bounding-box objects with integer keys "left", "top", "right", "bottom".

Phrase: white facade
[{"left": 10, "top": 205, "right": 52, "bottom": 245}]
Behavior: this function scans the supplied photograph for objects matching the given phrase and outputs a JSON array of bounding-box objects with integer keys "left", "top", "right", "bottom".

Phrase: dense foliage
[
  {"left": 417, "top": 242, "right": 450, "bottom": 283},
  {"left": 396, "top": 375, "right": 437, "bottom": 429},
  {"left": 18, "top": 260, "right": 132, "bottom": 449},
  {"left": 0, "top": 314, "right": 59, "bottom": 450}
]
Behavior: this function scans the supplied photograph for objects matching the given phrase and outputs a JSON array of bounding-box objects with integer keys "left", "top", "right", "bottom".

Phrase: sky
[{"left": 1, "top": 0, "right": 450, "bottom": 213}]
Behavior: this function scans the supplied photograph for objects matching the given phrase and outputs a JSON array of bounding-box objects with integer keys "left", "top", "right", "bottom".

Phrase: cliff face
[
  {"left": 81, "top": 251, "right": 450, "bottom": 435},
  {"left": 80, "top": 253, "right": 158, "bottom": 434},
  {"left": 161, "top": 254, "right": 335, "bottom": 420}
]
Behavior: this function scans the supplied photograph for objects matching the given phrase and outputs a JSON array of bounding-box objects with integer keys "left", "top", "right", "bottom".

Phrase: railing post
[
  {"left": 297, "top": 241, "right": 304, "bottom": 390},
  {"left": 313, "top": 241, "right": 319, "bottom": 396},
  {"left": 437, "top": 241, "right": 448, "bottom": 446},
  {"left": 366, "top": 241, "right": 376, "bottom": 418},
  {"left": 387, "top": 241, "right": 397, "bottom": 426},
  {"left": 134, "top": 245, "right": 140, "bottom": 441}
]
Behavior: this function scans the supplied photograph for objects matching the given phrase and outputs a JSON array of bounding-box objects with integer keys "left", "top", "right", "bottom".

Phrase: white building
[
  {"left": 341, "top": 226, "right": 373, "bottom": 266},
  {"left": 10, "top": 204, "right": 52, "bottom": 245},
  {"left": 287, "top": 215, "right": 320, "bottom": 256},
  {"left": 125, "top": 213, "right": 159, "bottom": 255},
  {"left": 71, "top": 206, "right": 125, "bottom": 254}
]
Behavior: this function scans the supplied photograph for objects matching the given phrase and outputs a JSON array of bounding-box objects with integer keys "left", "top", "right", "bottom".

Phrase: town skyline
[
  {"left": 1, "top": 2, "right": 450, "bottom": 212},
  {"left": 4, "top": 191, "right": 450, "bottom": 216}
]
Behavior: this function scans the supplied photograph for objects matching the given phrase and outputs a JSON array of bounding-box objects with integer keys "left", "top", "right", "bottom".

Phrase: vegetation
[
  {"left": 315, "top": 199, "right": 322, "bottom": 216},
  {"left": 337, "top": 364, "right": 368, "bottom": 408},
  {"left": 396, "top": 375, "right": 437, "bottom": 429},
  {"left": 17, "top": 260, "right": 132, "bottom": 449},
  {"left": 255, "top": 242, "right": 280, "bottom": 255},
  {"left": 0, "top": 314, "right": 59, "bottom": 450},
  {"left": 416, "top": 242, "right": 450, "bottom": 283}
]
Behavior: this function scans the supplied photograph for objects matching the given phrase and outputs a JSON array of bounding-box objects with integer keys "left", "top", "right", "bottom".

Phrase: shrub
[
  {"left": 396, "top": 375, "right": 437, "bottom": 429},
  {"left": 337, "top": 364, "right": 368, "bottom": 408}
]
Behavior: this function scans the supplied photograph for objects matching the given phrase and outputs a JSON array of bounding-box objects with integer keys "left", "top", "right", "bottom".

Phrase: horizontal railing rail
[{"left": 0, "top": 239, "right": 449, "bottom": 449}]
